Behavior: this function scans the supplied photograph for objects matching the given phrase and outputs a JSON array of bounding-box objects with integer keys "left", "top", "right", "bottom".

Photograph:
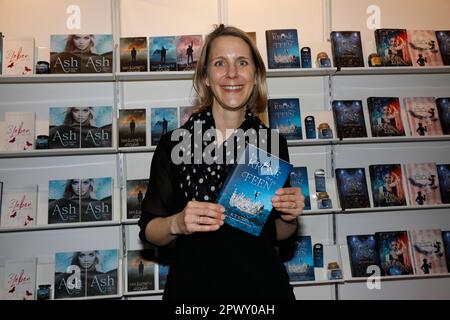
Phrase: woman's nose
[{"left": 225, "top": 64, "right": 237, "bottom": 78}]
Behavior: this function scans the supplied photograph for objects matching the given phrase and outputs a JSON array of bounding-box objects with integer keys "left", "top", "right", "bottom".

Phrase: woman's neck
[{"left": 212, "top": 104, "right": 246, "bottom": 144}]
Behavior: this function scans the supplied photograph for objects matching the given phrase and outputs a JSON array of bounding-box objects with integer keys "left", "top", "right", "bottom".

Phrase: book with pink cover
[
  {"left": 407, "top": 30, "right": 443, "bottom": 67},
  {"left": 404, "top": 163, "right": 442, "bottom": 206},
  {"left": 404, "top": 97, "right": 443, "bottom": 136},
  {"left": 409, "top": 229, "right": 448, "bottom": 275}
]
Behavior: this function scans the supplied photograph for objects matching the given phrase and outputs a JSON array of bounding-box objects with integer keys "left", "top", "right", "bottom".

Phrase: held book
[{"left": 217, "top": 144, "right": 293, "bottom": 236}]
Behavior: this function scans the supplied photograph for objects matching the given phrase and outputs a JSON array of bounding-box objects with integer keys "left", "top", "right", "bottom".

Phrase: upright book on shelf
[
  {"left": 407, "top": 30, "right": 444, "bottom": 67},
  {"left": 175, "top": 35, "right": 202, "bottom": 71},
  {"left": 4, "top": 112, "right": 35, "bottom": 151},
  {"left": 149, "top": 36, "right": 177, "bottom": 71},
  {"left": 283, "top": 236, "right": 315, "bottom": 282},
  {"left": 126, "top": 179, "right": 148, "bottom": 219},
  {"left": 330, "top": 31, "right": 364, "bottom": 68},
  {"left": 118, "top": 109, "right": 147, "bottom": 148},
  {"left": 347, "top": 234, "right": 380, "bottom": 277},
  {"left": 369, "top": 164, "right": 407, "bottom": 207},
  {"left": 437, "top": 164, "right": 450, "bottom": 204},
  {"left": 436, "top": 98, "right": 450, "bottom": 135},
  {"left": 0, "top": 185, "right": 38, "bottom": 228},
  {"left": 375, "top": 29, "right": 412, "bottom": 66},
  {"left": 332, "top": 100, "right": 368, "bottom": 139},
  {"left": 217, "top": 144, "right": 292, "bottom": 236},
  {"left": 265, "top": 29, "right": 300, "bottom": 69},
  {"left": 404, "top": 162, "right": 442, "bottom": 206},
  {"left": 268, "top": 98, "right": 302, "bottom": 141},
  {"left": 367, "top": 97, "right": 405, "bottom": 137},
  {"left": 404, "top": 97, "right": 443, "bottom": 136},
  {"left": 435, "top": 31, "right": 450, "bottom": 65},
  {"left": 126, "top": 249, "right": 156, "bottom": 293},
  {"left": 150, "top": 107, "right": 177, "bottom": 146},
  {"left": 3, "top": 258, "right": 36, "bottom": 300},
  {"left": 376, "top": 231, "right": 414, "bottom": 276},
  {"left": 409, "top": 229, "right": 448, "bottom": 275},
  {"left": 0, "top": 32, "right": 3, "bottom": 74},
  {"left": 120, "top": 37, "right": 148, "bottom": 72},
  {"left": 443, "top": 231, "right": 450, "bottom": 272},
  {"left": 1, "top": 38, "right": 34, "bottom": 75},
  {"left": 335, "top": 168, "right": 370, "bottom": 209}
]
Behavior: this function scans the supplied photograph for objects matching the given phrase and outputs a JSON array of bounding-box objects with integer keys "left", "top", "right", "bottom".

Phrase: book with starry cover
[
  {"left": 347, "top": 234, "right": 380, "bottom": 277},
  {"left": 332, "top": 100, "right": 368, "bottom": 139},
  {"left": 335, "top": 168, "right": 370, "bottom": 209},
  {"left": 217, "top": 144, "right": 292, "bottom": 236}
]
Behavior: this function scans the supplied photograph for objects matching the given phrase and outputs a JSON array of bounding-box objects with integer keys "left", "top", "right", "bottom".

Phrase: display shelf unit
[
  {"left": 0, "top": 220, "right": 122, "bottom": 234},
  {"left": 0, "top": 148, "right": 118, "bottom": 159},
  {"left": 334, "top": 66, "right": 450, "bottom": 76},
  {"left": 339, "top": 204, "right": 450, "bottom": 215},
  {"left": 0, "top": 74, "right": 115, "bottom": 84}
]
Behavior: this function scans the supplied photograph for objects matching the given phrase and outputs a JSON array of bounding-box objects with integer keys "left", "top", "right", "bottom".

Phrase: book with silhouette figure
[
  {"left": 217, "top": 144, "right": 292, "bottom": 236},
  {"left": 404, "top": 163, "right": 442, "bottom": 206},
  {"left": 407, "top": 30, "right": 443, "bottom": 67},
  {"left": 404, "top": 97, "right": 443, "bottom": 136},
  {"left": 119, "top": 109, "right": 147, "bottom": 148},
  {"left": 409, "top": 229, "right": 448, "bottom": 275}
]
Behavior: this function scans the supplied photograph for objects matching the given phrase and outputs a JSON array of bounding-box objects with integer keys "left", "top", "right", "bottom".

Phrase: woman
[
  {"left": 139, "top": 25, "right": 305, "bottom": 300},
  {"left": 64, "top": 34, "right": 96, "bottom": 54},
  {"left": 63, "top": 107, "right": 96, "bottom": 128}
]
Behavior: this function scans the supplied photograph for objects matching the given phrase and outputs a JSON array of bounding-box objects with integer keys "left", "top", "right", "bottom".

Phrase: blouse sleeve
[{"left": 138, "top": 134, "right": 182, "bottom": 243}]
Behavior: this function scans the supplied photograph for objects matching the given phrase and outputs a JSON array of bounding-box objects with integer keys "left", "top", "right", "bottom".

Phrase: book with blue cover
[
  {"left": 330, "top": 31, "right": 364, "bottom": 68},
  {"left": 442, "top": 230, "right": 450, "bottom": 272},
  {"left": 265, "top": 29, "right": 300, "bottom": 69},
  {"left": 437, "top": 164, "right": 450, "bottom": 204},
  {"left": 332, "top": 100, "right": 368, "bottom": 138},
  {"left": 150, "top": 107, "right": 177, "bottom": 146},
  {"left": 149, "top": 36, "right": 177, "bottom": 71},
  {"left": 435, "top": 31, "right": 450, "bottom": 65},
  {"left": 335, "top": 168, "right": 370, "bottom": 209},
  {"left": 289, "top": 167, "right": 311, "bottom": 210},
  {"left": 284, "top": 236, "right": 315, "bottom": 282},
  {"left": 347, "top": 234, "right": 380, "bottom": 277},
  {"left": 268, "top": 98, "right": 302, "bottom": 141},
  {"left": 217, "top": 144, "right": 293, "bottom": 236},
  {"left": 436, "top": 98, "right": 450, "bottom": 135}
]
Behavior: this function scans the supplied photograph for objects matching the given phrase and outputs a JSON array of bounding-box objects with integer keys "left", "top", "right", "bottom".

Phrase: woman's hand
[
  {"left": 271, "top": 187, "right": 305, "bottom": 223},
  {"left": 170, "top": 201, "right": 225, "bottom": 235}
]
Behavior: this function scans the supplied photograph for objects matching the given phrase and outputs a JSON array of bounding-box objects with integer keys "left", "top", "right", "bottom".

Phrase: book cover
[
  {"left": 126, "top": 179, "right": 148, "bottom": 219},
  {"left": 150, "top": 107, "right": 177, "bottom": 146},
  {"left": 80, "top": 178, "right": 113, "bottom": 222},
  {"left": 367, "top": 97, "right": 405, "bottom": 137},
  {"left": 330, "top": 31, "right": 364, "bottom": 68},
  {"left": 217, "top": 144, "right": 293, "bottom": 236},
  {"left": 120, "top": 37, "right": 148, "bottom": 72},
  {"left": 289, "top": 167, "right": 311, "bottom": 210},
  {"left": 50, "top": 34, "right": 113, "bottom": 73},
  {"left": 404, "top": 97, "right": 443, "bottom": 136},
  {"left": 409, "top": 229, "right": 448, "bottom": 275},
  {"left": 376, "top": 231, "right": 414, "bottom": 276},
  {"left": 0, "top": 32, "right": 3, "bottom": 74},
  {"left": 437, "top": 164, "right": 450, "bottom": 204},
  {"left": 49, "top": 107, "right": 81, "bottom": 149},
  {"left": 175, "top": 35, "right": 202, "bottom": 71},
  {"left": 265, "top": 29, "right": 300, "bottom": 69},
  {"left": 4, "top": 258, "right": 36, "bottom": 300},
  {"left": 268, "top": 98, "right": 302, "bottom": 140},
  {"left": 118, "top": 109, "right": 147, "bottom": 147},
  {"left": 335, "top": 168, "right": 370, "bottom": 209},
  {"left": 284, "top": 236, "right": 315, "bottom": 282},
  {"left": 407, "top": 30, "right": 443, "bottom": 67},
  {"left": 54, "top": 249, "right": 118, "bottom": 299},
  {"left": 347, "top": 234, "right": 380, "bottom": 277},
  {"left": 4, "top": 112, "right": 35, "bottom": 151},
  {"left": 1, "top": 185, "right": 38, "bottom": 228},
  {"left": 436, "top": 98, "right": 450, "bottom": 135},
  {"left": 80, "top": 106, "right": 113, "bottom": 148},
  {"left": 369, "top": 164, "right": 407, "bottom": 207},
  {"left": 405, "top": 163, "right": 442, "bottom": 206},
  {"left": 332, "top": 100, "right": 368, "bottom": 138},
  {"left": 48, "top": 179, "right": 81, "bottom": 224},
  {"left": 435, "top": 31, "right": 450, "bottom": 65},
  {"left": 375, "top": 29, "right": 412, "bottom": 66},
  {"left": 127, "top": 249, "right": 156, "bottom": 292},
  {"left": 179, "top": 106, "right": 196, "bottom": 126},
  {"left": 442, "top": 231, "right": 450, "bottom": 272},
  {"left": 2, "top": 38, "right": 34, "bottom": 75},
  {"left": 158, "top": 264, "right": 169, "bottom": 290},
  {"left": 149, "top": 36, "right": 177, "bottom": 71}
]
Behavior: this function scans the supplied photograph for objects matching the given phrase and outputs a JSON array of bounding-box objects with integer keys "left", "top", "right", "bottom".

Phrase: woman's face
[
  {"left": 73, "top": 34, "right": 91, "bottom": 51},
  {"left": 72, "top": 107, "right": 91, "bottom": 124},
  {"left": 206, "top": 36, "right": 256, "bottom": 111},
  {"left": 71, "top": 179, "right": 91, "bottom": 197},
  {"left": 78, "top": 251, "right": 97, "bottom": 269}
]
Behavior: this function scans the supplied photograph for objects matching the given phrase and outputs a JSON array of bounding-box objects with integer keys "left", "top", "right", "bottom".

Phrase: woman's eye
[
  {"left": 239, "top": 60, "right": 248, "bottom": 66},
  {"left": 214, "top": 60, "right": 225, "bottom": 67}
]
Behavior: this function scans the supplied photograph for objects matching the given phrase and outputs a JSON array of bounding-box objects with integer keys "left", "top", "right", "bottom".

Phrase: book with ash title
[
  {"left": 3, "top": 258, "right": 36, "bottom": 300},
  {"left": 119, "top": 109, "right": 146, "bottom": 147},
  {"left": 409, "top": 229, "right": 448, "bottom": 275},
  {"left": 330, "top": 31, "right": 364, "bottom": 68},
  {"left": 120, "top": 37, "right": 148, "bottom": 72},
  {"left": 48, "top": 178, "right": 113, "bottom": 224},
  {"left": 435, "top": 31, "right": 450, "bottom": 65},
  {"left": 369, "top": 164, "right": 407, "bottom": 207},
  {"left": 436, "top": 98, "right": 450, "bottom": 135},
  {"left": 437, "top": 164, "right": 450, "bottom": 204},
  {"left": 332, "top": 100, "right": 368, "bottom": 138},
  {"left": 54, "top": 249, "right": 118, "bottom": 299},
  {"left": 268, "top": 98, "right": 302, "bottom": 141},
  {"left": 404, "top": 97, "right": 443, "bottom": 136},
  {"left": 367, "top": 97, "right": 405, "bottom": 137},
  {"left": 4, "top": 112, "right": 35, "bottom": 151},
  {"left": 1, "top": 38, "right": 34, "bottom": 75},
  {"left": 404, "top": 163, "right": 442, "bottom": 206},
  {"left": 0, "top": 185, "right": 38, "bottom": 228},
  {"left": 50, "top": 34, "right": 113, "bottom": 73},
  {"left": 347, "top": 234, "right": 380, "bottom": 278},
  {"left": 149, "top": 36, "right": 177, "bottom": 71},
  {"left": 283, "top": 236, "right": 315, "bottom": 282},
  {"left": 126, "top": 249, "right": 156, "bottom": 293},
  {"left": 265, "top": 29, "right": 300, "bottom": 69},
  {"left": 335, "top": 168, "right": 370, "bottom": 209},
  {"left": 126, "top": 179, "right": 148, "bottom": 219},
  {"left": 217, "top": 144, "right": 293, "bottom": 236}
]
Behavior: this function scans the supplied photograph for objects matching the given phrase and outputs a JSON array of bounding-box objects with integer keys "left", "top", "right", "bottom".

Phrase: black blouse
[{"left": 138, "top": 107, "right": 296, "bottom": 300}]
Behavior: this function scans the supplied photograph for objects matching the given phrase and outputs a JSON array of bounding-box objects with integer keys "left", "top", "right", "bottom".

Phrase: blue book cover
[
  {"left": 436, "top": 31, "right": 450, "bottom": 66},
  {"left": 54, "top": 249, "right": 118, "bottom": 299},
  {"left": 265, "top": 29, "right": 300, "bottom": 69},
  {"left": 48, "top": 179, "right": 81, "bottom": 224},
  {"left": 284, "top": 236, "right": 315, "bottom": 282},
  {"left": 150, "top": 107, "right": 178, "bottom": 146},
  {"left": 437, "top": 164, "right": 450, "bottom": 204},
  {"left": 442, "top": 230, "right": 450, "bottom": 272},
  {"left": 376, "top": 231, "right": 414, "bottom": 276},
  {"left": 268, "top": 98, "right": 302, "bottom": 140},
  {"left": 289, "top": 167, "right": 311, "bottom": 210},
  {"left": 217, "top": 144, "right": 293, "bottom": 236},
  {"left": 436, "top": 98, "right": 450, "bottom": 135},
  {"left": 80, "top": 106, "right": 113, "bottom": 148},
  {"left": 127, "top": 249, "right": 156, "bottom": 292},
  {"left": 149, "top": 36, "right": 177, "bottom": 71},
  {"left": 347, "top": 234, "right": 380, "bottom": 277},
  {"left": 158, "top": 264, "right": 170, "bottom": 290},
  {"left": 330, "top": 31, "right": 364, "bottom": 68},
  {"left": 335, "top": 168, "right": 370, "bottom": 209},
  {"left": 332, "top": 100, "right": 368, "bottom": 138},
  {"left": 80, "top": 177, "right": 113, "bottom": 222}
]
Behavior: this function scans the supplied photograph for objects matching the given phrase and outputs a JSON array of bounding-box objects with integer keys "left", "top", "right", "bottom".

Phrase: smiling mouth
[{"left": 222, "top": 85, "right": 243, "bottom": 91}]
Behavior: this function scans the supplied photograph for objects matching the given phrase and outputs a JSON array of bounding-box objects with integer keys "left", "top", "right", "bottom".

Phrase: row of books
[
  {"left": 347, "top": 229, "right": 450, "bottom": 278},
  {"left": 335, "top": 163, "right": 449, "bottom": 210},
  {"left": 2, "top": 29, "right": 449, "bottom": 76}
]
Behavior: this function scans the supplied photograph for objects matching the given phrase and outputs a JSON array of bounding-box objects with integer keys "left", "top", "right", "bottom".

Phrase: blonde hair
[{"left": 193, "top": 25, "right": 268, "bottom": 115}]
